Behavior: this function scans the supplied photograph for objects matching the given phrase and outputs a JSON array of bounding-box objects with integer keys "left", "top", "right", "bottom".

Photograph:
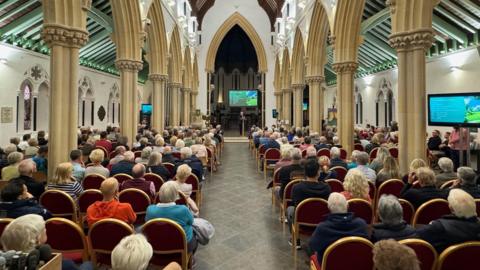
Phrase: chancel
[{"left": 0, "top": 0, "right": 480, "bottom": 270}]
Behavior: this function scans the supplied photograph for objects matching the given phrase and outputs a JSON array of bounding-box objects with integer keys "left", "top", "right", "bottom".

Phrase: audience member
[
  {"left": 373, "top": 239, "right": 420, "bottom": 270},
  {"left": 277, "top": 148, "right": 304, "bottom": 201},
  {"left": 0, "top": 144, "right": 18, "bottom": 171},
  {"left": 32, "top": 145, "right": 48, "bottom": 174},
  {"left": 314, "top": 136, "right": 330, "bottom": 150},
  {"left": 318, "top": 156, "right": 337, "bottom": 181},
  {"left": 453, "top": 167, "right": 480, "bottom": 198},
  {"left": 110, "top": 146, "right": 127, "bottom": 166},
  {"left": 376, "top": 156, "right": 401, "bottom": 185},
  {"left": 47, "top": 162, "right": 83, "bottom": 200},
  {"left": 11, "top": 159, "right": 45, "bottom": 199},
  {"left": 369, "top": 147, "right": 389, "bottom": 173},
  {"left": 1, "top": 151, "right": 23, "bottom": 181},
  {"left": 70, "top": 149, "right": 85, "bottom": 181},
  {"left": 162, "top": 146, "right": 178, "bottom": 164},
  {"left": 120, "top": 163, "right": 155, "bottom": 199},
  {"left": 347, "top": 150, "right": 360, "bottom": 169},
  {"left": 435, "top": 157, "right": 457, "bottom": 188},
  {"left": 274, "top": 147, "right": 293, "bottom": 172},
  {"left": 85, "top": 149, "right": 110, "bottom": 178},
  {"left": 111, "top": 151, "right": 136, "bottom": 176},
  {"left": 111, "top": 234, "right": 155, "bottom": 270},
  {"left": 354, "top": 152, "right": 376, "bottom": 183},
  {"left": 402, "top": 158, "right": 427, "bottom": 183},
  {"left": 299, "top": 136, "right": 313, "bottom": 151},
  {"left": 95, "top": 131, "right": 113, "bottom": 152},
  {"left": 265, "top": 134, "right": 281, "bottom": 150},
  {"left": 135, "top": 147, "right": 152, "bottom": 165},
  {"left": 371, "top": 195, "right": 415, "bottom": 242},
  {"left": 341, "top": 169, "right": 372, "bottom": 202},
  {"left": 177, "top": 147, "right": 204, "bottom": 181},
  {"left": 37, "top": 130, "right": 48, "bottom": 146},
  {"left": 365, "top": 134, "right": 381, "bottom": 154},
  {"left": 146, "top": 152, "right": 171, "bottom": 181},
  {"left": 174, "top": 164, "right": 199, "bottom": 216},
  {"left": 18, "top": 133, "right": 30, "bottom": 151},
  {"left": 400, "top": 167, "right": 446, "bottom": 209},
  {"left": 427, "top": 130, "right": 442, "bottom": 151},
  {"left": 191, "top": 137, "right": 208, "bottom": 166},
  {"left": 329, "top": 147, "right": 347, "bottom": 170},
  {"left": 0, "top": 181, "right": 52, "bottom": 219}
]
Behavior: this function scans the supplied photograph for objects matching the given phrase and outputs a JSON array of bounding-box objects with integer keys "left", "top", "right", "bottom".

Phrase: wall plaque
[{"left": 1, "top": 107, "right": 13, "bottom": 123}]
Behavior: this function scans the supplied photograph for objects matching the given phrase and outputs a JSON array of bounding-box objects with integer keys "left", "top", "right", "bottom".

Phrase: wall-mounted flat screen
[
  {"left": 303, "top": 102, "right": 308, "bottom": 111},
  {"left": 141, "top": 104, "right": 152, "bottom": 114},
  {"left": 428, "top": 93, "right": 480, "bottom": 127},
  {"left": 229, "top": 90, "right": 258, "bottom": 107}
]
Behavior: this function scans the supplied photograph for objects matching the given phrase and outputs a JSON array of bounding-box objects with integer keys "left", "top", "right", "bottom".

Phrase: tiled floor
[{"left": 195, "top": 142, "right": 310, "bottom": 270}]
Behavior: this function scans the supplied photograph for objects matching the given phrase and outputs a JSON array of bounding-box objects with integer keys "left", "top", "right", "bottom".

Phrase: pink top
[
  {"left": 449, "top": 128, "right": 469, "bottom": 150},
  {"left": 340, "top": 191, "right": 372, "bottom": 203}
]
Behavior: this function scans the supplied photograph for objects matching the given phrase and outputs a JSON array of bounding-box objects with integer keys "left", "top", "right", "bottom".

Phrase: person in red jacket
[
  {"left": 95, "top": 131, "right": 113, "bottom": 153},
  {"left": 86, "top": 177, "right": 136, "bottom": 227}
]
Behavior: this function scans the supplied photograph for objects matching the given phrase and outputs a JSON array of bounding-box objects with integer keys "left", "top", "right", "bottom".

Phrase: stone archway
[{"left": 291, "top": 27, "right": 306, "bottom": 127}]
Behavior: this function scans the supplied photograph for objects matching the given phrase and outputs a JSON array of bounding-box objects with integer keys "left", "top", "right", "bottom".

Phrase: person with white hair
[
  {"left": 314, "top": 136, "right": 330, "bottom": 150},
  {"left": 354, "top": 151, "right": 377, "bottom": 183},
  {"left": 400, "top": 167, "right": 447, "bottom": 209},
  {"left": 417, "top": 189, "right": 480, "bottom": 252},
  {"left": 309, "top": 192, "right": 368, "bottom": 264},
  {"left": 174, "top": 164, "right": 199, "bottom": 216},
  {"left": 11, "top": 159, "right": 45, "bottom": 199},
  {"left": 1, "top": 214, "right": 47, "bottom": 252},
  {"left": 0, "top": 144, "right": 18, "bottom": 171},
  {"left": 1, "top": 151, "right": 23, "bottom": 181},
  {"left": 371, "top": 195, "right": 415, "bottom": 242},
  {"left": 111, "top": 151, "right": 136, "bottom": 176},
  {"left": 435, "top": 157, "right": 457, "bottom": 188},
  {"left": 330, "top": 147, "right": 348, "bottom": 169},
  {"left": 274, "top": 146, "right": 293, "bottom": 172},
  {"left": 135, "top": 146, "right": 152, "bottom": 165},
  {"left": 111, "top": 234, "right": 153, "bottom": 270},
  {"left": 454, "top": 167, "right": 480, "bottom": 198},
  {"left": 178, "top": 147, "right": 204, "bottom": 182},
  {"left": 146, "top": 152, "right": 171, "bottom": 181}
]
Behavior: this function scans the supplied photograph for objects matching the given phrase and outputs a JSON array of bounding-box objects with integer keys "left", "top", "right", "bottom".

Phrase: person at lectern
[{"left": 239, "top": 111, "right": 246, "bottom": 135}]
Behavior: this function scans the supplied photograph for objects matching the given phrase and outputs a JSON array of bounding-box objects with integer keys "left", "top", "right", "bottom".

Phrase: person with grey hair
[
  {"left": 401, "top": 167, "right": 447, "bottom": 209},
  {"left": 330, "top": 147, "right": 348, "bottom": 169},
  {"left": 135, "top": 146, "right": 152, "bottom": 165},
  {"left": 315, "top": 136, "right": 330, "bottom": 150},
  {"left": 111, "top": 234, "right": 153, "bottom": 270},
  {"left": 371, "top": 195, "right": 415, "bottom": 242},
  {"left": 417, "top": 189, "right": 480, "bottom": 253},
  {"left": 454, "top": 167, "right": 480, "bottom": 198},
  {"left": 0, "top": 144, "right": 18, "bottom": 171},
  {"left": 435, "top": 157, "right": 457, "bottom": 188},
  {"left": 178, "top": 147, "right": 204, "bottom": 182},
  {"left": 11, "top": 159, "right": 45, "bottom": 199},
  {"left": 111, "top": 151, "right": 136, "bottom": 176},
  {"left": 120, "top": 163, "right": 155, "bottom": 199},
  {"left": 309, "top": 193, "right": 368, "bottom": 263},
  {"left": 354, "top": 151, "right": 376, "bottom": 183},
  {"left": 1, "top": 151, "right": 23, "bottom": 181},
  {"left": 277, "top": 148, "right": 304, "bottom": 201}
]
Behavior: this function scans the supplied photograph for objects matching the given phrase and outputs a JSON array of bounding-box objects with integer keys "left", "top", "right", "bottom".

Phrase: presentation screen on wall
[
  {"left": 229, "top": 90, "right": 258, "bottom": 107},
  {"left": 428, "top": 93, "right": 480, "bottom": 127},
  {"left": 141, "top": 104, "right": 152, "bottom": 114}
]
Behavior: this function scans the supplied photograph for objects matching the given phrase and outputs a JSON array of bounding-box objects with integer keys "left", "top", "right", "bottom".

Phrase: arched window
[
  {"left": 376, "top": 92, "right": 385, "bottom": 127},
  {"left": 356, "top": 93, "right": 363, "bottom": 125},
  {"left": 17, "top": 80, "right": 34, "bottom": 132},
  {"left": 78, "top": 76, "right": 94, "bottom": 127}
]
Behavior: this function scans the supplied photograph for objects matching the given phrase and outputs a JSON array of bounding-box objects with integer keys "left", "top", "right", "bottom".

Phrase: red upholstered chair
[
  {"left": 185, "top": 174, "right": 201, "bottom": 206},
  {"left": 0, "top": 218, "right": 13, "bottom": 250},
  {"left": 257, "top": 145, "right": 266, "bottom": 171},
  {"left": 78, "top": 189, "right": 103, "bottom": 225},
  {"left": 320, "top": 236, "right": 374, "bottom": 270},
  {"left": 172, "top": 152, "right": 181, "bottom": 159},
  {"left": 440, "top": 180, "right": 456, "bottom": 190},
  {"left": 317, "top": 148, "right": 330, "bottom": 158},
  {"left": 118, "top": 188, "right": 151, "bottom": 225},
  {"left": 162, "top": 163, "right": 176, "bottom": 179},
  {"left": 134, "top": 151, "right": 142, "bottom": 158},
  {"left": 46, "top": 218, "right": 89, "bottom": 263},
  {"left": 280, "top": 179, "right": 302, "bottom": 223},
  {"left": 112, "top": 173, "right": 133, "bottom": 184},
  {"left": 347, "top": 199, "right": 373, "bottom": 224},
  {"left": 475, "top": 199, "right": 480, "bottom": 217},
  {"left": 271, "top": 168, "right": 282, "bottom": 205},
  {"left": 369, "top": 147, "right": 379, "bottom": 161},
  {"left": 301, "top": 149, "right": 307, "bottom": 158},
  {"left": 206, "top": 147, "right": 215, "bottom": 176},
  {"left": 331, "top": 166, "right": 347, "bottom": 182},
  {"left": 88, "top": 218, "right": 134, "bottom": 266},
  {"left": 437, "top": 241, "right": 480, "bottom": 270},
  {"left": 142, "top": 218, "right": 191, "bottom": 269},
  {"left": 389, "top": 147, "right": 399, "bottom": 159},
  {"left": 82, "top": 173, "right": 106, "bottom": 190},
  {"left": 354, "top": 143, "right": 364, "bottom": 151},
  {"left": 109, "top": 150, "right": 118, "bottom": 159},
  {"left": 412, "top": 199, "right": 450, "bottom": 227},
  {"left": 399, "top": 239, "right": 437, "bottom": 270},
  {"left": 264, "top": 148, "right": 281, "bottom": 181},
  {"left": 39, "top": 190, "right": 78, "bottom": 222},
  {"left": 94, "top": 146, "right": 109, "bottom": 159},
  {"left": 368, "top": 181, "right": 376, "bottom": 202},
  {"left": 375, "top": 179, "right": 404, "bottom": 210},
  {"left": 339, "top": 149, "right": 347, "bottom": 160},
  {"left": 325, "top": 179, "right": 344, "bottom": 193},
  {"left": 292, "top": 198, "right": 329, "bottom": 254},
  {"left": 144, "top": 173, "right": 165, "bottom": 192},
  {"left": 399, "top": 199, "right": 415, "bottom": 224}
]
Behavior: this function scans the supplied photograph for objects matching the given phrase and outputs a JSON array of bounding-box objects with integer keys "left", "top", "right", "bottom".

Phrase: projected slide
[
  {"left": 229, "top": 90, "right": 258, "bottom": 107},
  {"left": 429, "top": 94, "right": 480, "bottom": 126}
]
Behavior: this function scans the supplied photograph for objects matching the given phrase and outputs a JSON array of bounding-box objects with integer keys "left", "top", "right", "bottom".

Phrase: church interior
[{"left": 0, "top": 0, "right": 480, "bottom": 269}]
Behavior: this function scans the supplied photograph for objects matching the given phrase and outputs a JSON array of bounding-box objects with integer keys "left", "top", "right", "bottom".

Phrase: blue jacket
[
  {"left": 264, "top": 139, "right": 280, "bottom": 150},
  {"left": 309, "top": 212, "right": 368, "bottom": 263},
  {"left": 0, "top": 199, "right": 52, "bottom": 220},
  {"left": 146, "top": 204, "right": 194, "bottom": 241},
  {"left": 177, "top": 156, "right": 204, "bottom": 182}
]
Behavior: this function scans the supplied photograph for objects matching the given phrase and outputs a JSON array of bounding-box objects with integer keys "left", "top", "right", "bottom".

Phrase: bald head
[
  {"left": 18, "top": 159, "right": 36, "bottom": 176},
  {"left": 132, "top": 163, "right": 146, "bottom": 179},
  {"left": 100, "top": 178, "right": 119, "bottom": 199}
]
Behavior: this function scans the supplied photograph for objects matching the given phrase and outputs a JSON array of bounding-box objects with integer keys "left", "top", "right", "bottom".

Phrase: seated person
[
  {"left": 274, "top": 147, "right": 293, "bottom": 173},
  {"left": 70, "top": 149, "right": 85, "bottom": 182},
  {"left": 32, "top": 145, "right": 48, "bottom": 174},
  {"left": 135, "top": 147, "right": 152, "bottom": 165},
  {"left": 47, "top": 162, "right": 84, "bottom": 200},
  {"left": 354, "top": 151, "right": 376, "bottom": 183},
  {"left": 400, "top": 167, "right": 446, "bottom": 209},
  {"left": 299, "top": 136, "right": 313, "bottom": 151},
  {"left": 371, "top": 195, "right": 415, "bottom": 242},
  {"left": 109, "top": 146, "right": 127, "bottom": 166},
  {"left": 110, "top": 151, "right": 136, "bottom": 176},
  {"left": 373, "top": 239, "right": 420, "bottom": 270},
  {"left": 376, "top": 156, "right": 401, "bottom": 186},
  {"left": 365, "top": 134, "right": 381, "bottom": 154},
  {"left": 341, "top": 169, "right": 372, "bottom": 202},
  {"left": 402, "top": 158, "right": 428, "bottom": 183},
  {"left": 162, "top": 146, "right": 178, "bottom": 164},
  {"left": 120, "top": 163, "right": 155, "bottom": 200},
  {"left": 329, "top": 147, "right": 348, "bottom": 170},
  {"left": 435, "top": 157, "right": 457, "bottom": 188},
  {"left": 86, "top": 178, "right": 136, "bottom": 227},
  {"left": 304, "top": 146, "right": 318, "bottom": 162},
  {"left": 287, "top": 159, "right": 331, "bottom": 249},
  {"left": 0, "top": 181, "right": 52, "bottom": 219},
  {"left": 369, "top": 147, "right": 390, "bottom": 173},
  {"left": 24, "top": 138, "right": 39, "bottom": 157},
  {"left": 314, "top": 136, "right": 330, "bottom": 151},
  {"left": 85, "top": 149, "right": 110, "bottom": 178},
  {"left": 0, "top": 144, "right": 18, "bottom": 171},
  {"left": 417, "top": 189, "right": 480, "bottom": 253},
  {"left": 177, "top": 147, "right": 203, "bottom": 182},
  {"left": 146, "top": 181, "right": 197, "bottom": 253},
  {"left": 277, "top": 148, "right": 304, "bottom": 201},
  {"left": 11, "top": 159, "right": 45, "bottom": 199},
  {"left": 1, "top": 151, "right": 23, "bottom": 181},
  {"left": 190, "top": 137, "right": 208, "bottom": 166},
  {"left": 318, "top": 156, "right": 337, "bottom": 181},
  {"left": 265, "top": 134, "right": 281, "bottom": 150},
  {"left": 174, "top": 164, "right": 199, "bottom": 216},
  {"left": 309, "top": 193, "right": 368, "bottom": 263},
  {"left": 95, "top": 131, "right": 113, "bottom": 153},
  {"left": 146, "top": 152, "right": 171, "bottom": 181},
  {"left": 347, "top": 150, "right": 360, "bottom": 169},
  {"left": 452, "top": 167, "right": 480, "bottom": 198}
]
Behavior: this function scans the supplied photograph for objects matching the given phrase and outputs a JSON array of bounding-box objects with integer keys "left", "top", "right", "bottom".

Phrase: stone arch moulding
[{"left": 205, "top": 12, "right": 268, "bottom": 73}]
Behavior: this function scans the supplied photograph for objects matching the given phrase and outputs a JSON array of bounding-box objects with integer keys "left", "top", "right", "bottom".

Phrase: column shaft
[
  {"left": 282, "top": 89, "right": 292, "bottom": 125},
  {"left": 396, "top": 49, "right": 409, "bottom": 173},
  {"left": 150, "top": 74, "right": 167, "bottom": 132},
  {"left": 293, "top": 84, "right": 304, "bottom": 127},
  {"left": 307, "top": 76, "right": 325, "bottom": 133},
  {"left": 170, "top": 84, "right": 181, "bottom": 126},
  {"left": 412, "top": 47, "right": 427, "bottom": 161},
  {"left": 183, "top": 89, "right": 191, "bottom": 126}
]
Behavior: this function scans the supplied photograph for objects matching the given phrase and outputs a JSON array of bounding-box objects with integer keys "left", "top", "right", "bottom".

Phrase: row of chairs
[{"left": 309, "top": 236, "right": 480, "bottom": 270}]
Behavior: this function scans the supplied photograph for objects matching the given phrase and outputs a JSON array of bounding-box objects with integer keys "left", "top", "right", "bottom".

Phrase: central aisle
[{"left": 195, "top": 143, "right": 309, "bottom": 270}]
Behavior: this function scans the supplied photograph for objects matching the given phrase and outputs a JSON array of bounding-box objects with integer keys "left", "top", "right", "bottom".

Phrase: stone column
[
  {"left": 191, "top": 91, "right": 198, "bottom": 123},
  {"left": 390, "top": 30, "right": 434, "bottom": 173},
  {"left": 116, "top": 60, "right": 143, "bottom": 147},
  {"left": 149, "top": 74, "right": 168, "bottom": 132},
  {"left": 282, "top": 88, "right": 292, "bottom": 125},
  {"left": 182, "top": 88, "right": 191, "bottom": 126},
  {"left": 307, "top": 76, "right": 325, "bottom": 133},
  {"left": 42, "top": 24, "right": 88, "bottom": 179},
  {"left": 169, "top": 82, "right": 181, "bottom": 126},
  {"left": 292, "top": 84, "right": 304, "bottom": 128},
  {"left": 274, "top": 91, "right": 283, "bottom": 121},
  {"left": 332, "top": 62, "right": 358, "bottom": 157}
]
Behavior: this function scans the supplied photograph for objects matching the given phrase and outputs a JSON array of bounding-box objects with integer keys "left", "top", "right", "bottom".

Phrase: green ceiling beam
[
  {"left": 363, "top": 32, "right": 397, "bottom": 58},
  {"left": 441, "top": 0, "right": 480, "bottom": 29},
  {"left": 83, "top": 29, "right": 110, "bottom": 48},
  {"left": 435, "top": 5, "right": 476, "bottom": 34},
  {"left": 458, "top": 0, "right": 480, "bottom": 18},
  {"left": 0, "top": 0, "right": 38, "bottom": 24},
  {"left": 1, "top": 6, "right": 42, "bottom": 36},
  {"left": 85, "top": 43, "right": 114, "bottom": 59},
  {"left": 360, "top": 44, "right": 390, "bottom": 62},
  {"left": 87, "top": 7, "right": 113, "bottom": 32},
  {"left": 23, "top": 23, "right": 43, "bottom": 39},
  {"left": 433, "top": 14, "right": 468, "bottom": 44},
  {"left": 363, "top": 41, "right": 393, "bottom": 59},
  {"left": 361, "top": 7, "right": 390, "bottom": 34},
  {"left": 80, "top": 38, "right": 111, "bottom": 57},
  {"left": 0, "top": 0, "right": 16, "bottom": 11}
]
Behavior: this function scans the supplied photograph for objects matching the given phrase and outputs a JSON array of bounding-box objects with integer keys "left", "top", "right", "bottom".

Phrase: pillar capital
[
  {"left": 291, "top": 84, "right": 305, "bottom": 91},
  {"left": 274, "top": 91, "right": 283, "bottom": 97},
  {"left": 332, "top": 61, "right": 358, "bottom": 73},
  {"left": 191, "top": 90, "right": 199, "bottom": 95},
  {"left": 389, "top": 29, "right": 435, "bottom": 51},
  {"left": 282, "top": 88, "right": 293, "bottom": 93},
  {"left": 115, "top": 59, "right": 143, "bottom": 71},
  {"left": 182, "top": 88, "right": 192, "bottom": 93},
  {"left": 306, "top": 76, "right": 325, "bottom": 84},
  {"left": 168, "top": 82, "right": 182, "bottom": 88},
  {"left": 42, "top": 25, "right": 89, "bottom": 48},
  {"left": 148, "top": 74, "right": 169, "bottom": 82}
]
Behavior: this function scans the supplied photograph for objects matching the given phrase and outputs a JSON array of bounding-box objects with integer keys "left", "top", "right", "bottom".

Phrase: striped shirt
[{"left": 47, "top": 181, "right": 84, "bottom": 200}]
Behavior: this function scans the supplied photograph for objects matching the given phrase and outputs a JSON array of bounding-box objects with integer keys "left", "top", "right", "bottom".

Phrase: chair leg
[{"left": 264, "top": 162, "right": 267, "bottom": 181}]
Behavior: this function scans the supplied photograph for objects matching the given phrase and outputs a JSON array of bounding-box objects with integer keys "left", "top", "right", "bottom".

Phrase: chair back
[
  {"left": 134, "top": 151, "right": 142, "bottom": 158},
  {"left": 368, "top": 181, "right": 376, "bottom": 202},
  {"left": 162, "top": 163, "right": 175, "bottom": 179},
  {"left": 82, "top": 174, "right": 106, "bottom": 190},
  {"left": 258, "top": 144, "right": 266, "bottom": 157},
  {"left": 475, "top": 199, "right": 480, "bottom": 217},
  {"left": 317, "top": 148, "right": 330, "bottom": 158},
  {"left": 412, "top": 199, "right": 450, "bottom": 227},
  {"left": 440, "top": 180, "right": 456, "bottom": 190},
  {"left": 118, "top": 188, "right": 151, "bottom": 224},
  {"left": 437, "top": 241, "right": 480, "bottom": 270},
  {"left": 0, "top": 218, "right": 13, "bottom": 250},
  {"left": 376, "top": 179, "right": 404, "bottom": 199},
  {"left": 112, "top": 173, "right": 133, "bottom": 184},
  {"left": 339, "top": 149, "right": 347, "bottom": 160},
  {"left": 331, "top": 166, "right": 347, "bottom": 182},
  {"left": 325, "top": 179, "right": 344, "bottom": 193},
  {"left": 32, "top": 171, "right": 47, "bottom": 183},
  {"left": 264, "top": 148, "right": 281, "bottom": 161},
  {"left": 185, "top": 174, "right": 200, "bottom": 204},
  {"left": 94, "top": 146, "right": 109, "bottom": 159},
  {"left": 282, "top": 179, "right": 302, "bottom": 207},
  {"left": 301, "top": 149, "right": 307, "bottom": 158},
  {"left": 389, "top": 147, "right": 399, "bottom": 158},
  {"left": 78, "top": 189, "right": 103, "bottom": 215},
  {"left": 354, "top": 144, "right": 364, "bottom": 151},
  {"left": 144, "top": 173, "right": 165, "bottom": 192},
  {"left": 142, "top": 218, "right": 189, "bottom": 269},
  {"left": 369, "top": 147, "right": 379, "bottom": 161},
  {"left": 109, "top": 150, "right": 118, "bottom": 159},
  {"left": 172, "top": 152, "right": 181, "bottom": 159},
  {"left": 398, "top": 199, "right": 415, "bottom": 224},
  {"left": 88, "top": 218, "right": 134, "bottom": 266},
  {"left": 39, "top": 190, "right": 77, "bottom": 222},
  {"left": 348, "top": 199, "right": 373, "bottom": 224},
  {"left": 46, "top": 218, "right": 89, "bottom": 262},
  {"left": 399, "top": 239, "right": 437, "bottom": 270},
  {"left": 321, "top": 236, "right": 374, "bottom": 270},
  {"left": 273, "top": 168, "right": 282, "bottom": 187},
  {"left": 295, "top": 198, "right": 329, "bottom": 228}
]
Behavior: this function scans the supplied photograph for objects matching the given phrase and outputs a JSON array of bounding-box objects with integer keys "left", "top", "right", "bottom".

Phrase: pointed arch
[
  {"left": 205, "top": 12, "right": 268, "bottom": 72},
  {"left": 192, "top": 54, "right": 199, "bottom": 92},
  {"left": 146, "top": 0, "right": 168, "bottom": 75},
  {"left": 333, "top": 0, "right": 366, "bottom": 63},
  {"left": 183, "top": 47, "right": 193, "bottom": 89},
  {"left": 306, "top": 1, "right": 330, "bottom": 77},
  {"left": 169, "top": 25, "right": 183, "bottom": 84},
  {"left": 291, "top": 27, "right": 306, "bottom": 85},
  {"left": 110, "top": 0, "right": 143, "bottom": 61},
  {"left": 281, "top": 48, "right": 291, "bottom": 90}
]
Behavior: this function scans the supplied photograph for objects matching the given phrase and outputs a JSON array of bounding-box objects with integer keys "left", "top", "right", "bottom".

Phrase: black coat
[
  {"left": 178, "top": 156, "right": 204, "bottom": 182},
  {"left": 458, "top": 185, "right": 480, "bottom": 199},
  {"left": 11, "top": 175, "right": 45, "bottom": 199},
  {"left": 278, "top": 163, "right": 304, "bottom": 199},
  {"left": 400, "top": 184, "right": 447, "bottom": 209},
  {"left": 147, "top": 165, "right": 172, "bottom": 181},
  {"left": 110, "top": 160, "right": 135, "bottom": 176},
  {"left": 292, "top": 181, "right": 331, "bottom": 206},
  {"left": 371, "top": 222, "right": 416, "bottom": 243},
  {"left": 330, "top": 158, "right": 348, "bottom": 170},
  {"left": 0, "top": 199, "right": 52, "bottom": 220}
]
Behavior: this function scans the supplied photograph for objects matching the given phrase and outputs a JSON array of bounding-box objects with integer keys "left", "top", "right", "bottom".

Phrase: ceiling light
[{"left": 0, "top": 58, "right": 7, "bottom": 64}]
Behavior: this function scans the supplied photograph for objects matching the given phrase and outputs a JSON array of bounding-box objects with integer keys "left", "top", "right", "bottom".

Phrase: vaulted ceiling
[
  {"left": 257, "top": 0, "right": 285, "bottom": 31},
  {"left": 188, "top": 0, "right": 215, "bottom": 30}
]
